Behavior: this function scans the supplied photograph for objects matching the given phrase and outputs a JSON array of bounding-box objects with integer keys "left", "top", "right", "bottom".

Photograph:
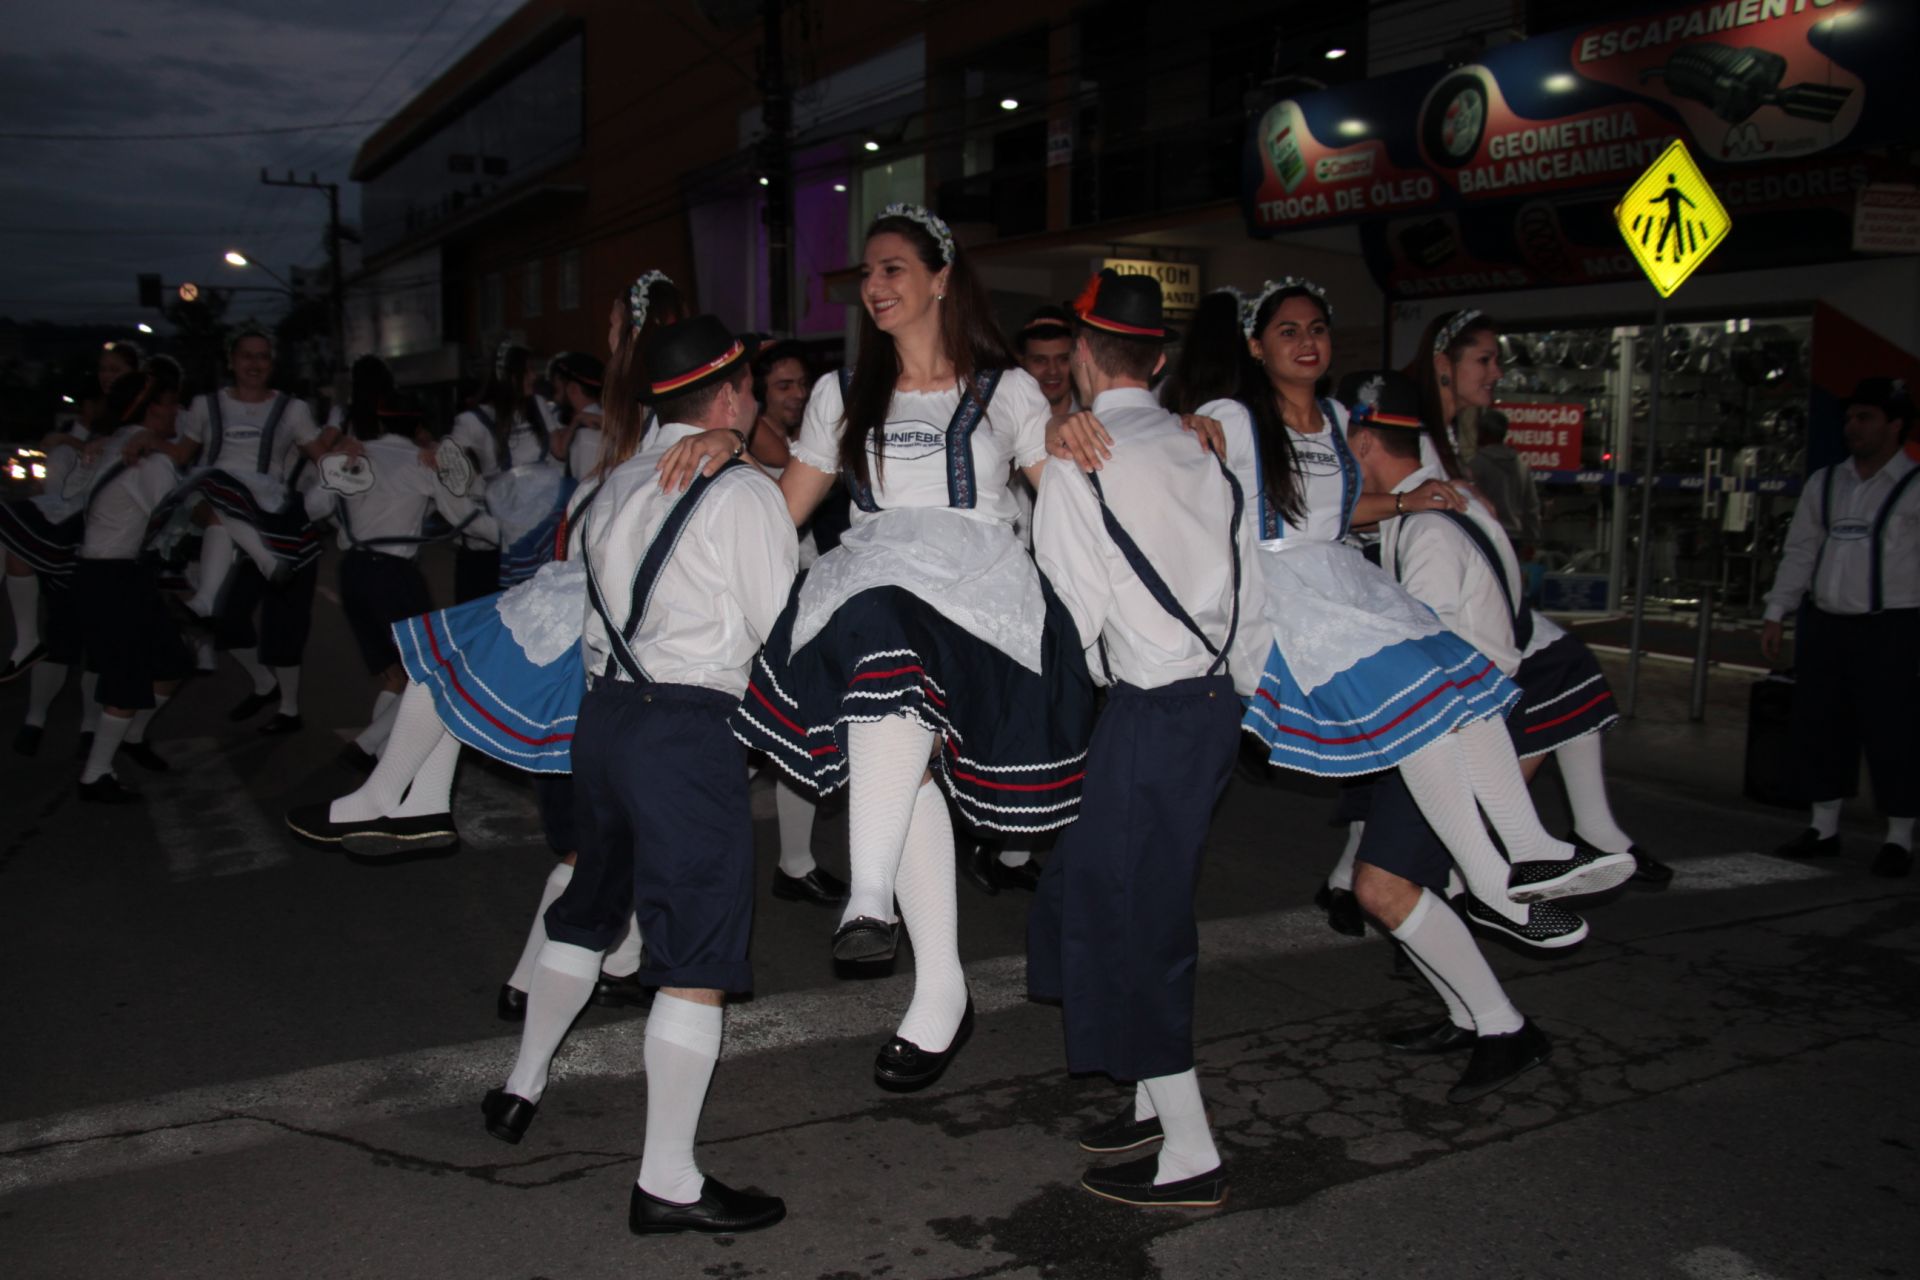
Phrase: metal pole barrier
[
  {"left": 1689, "top": 584, "right": 1713, "bottom": 721},
  {"left": 1622, "top": 299, "right": 1665, "bottom": 717}
]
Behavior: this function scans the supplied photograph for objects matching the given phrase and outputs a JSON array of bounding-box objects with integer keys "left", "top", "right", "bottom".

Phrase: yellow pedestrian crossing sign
[{"left": 1615, "top": 139, "right": 1730, "bottom": 298}]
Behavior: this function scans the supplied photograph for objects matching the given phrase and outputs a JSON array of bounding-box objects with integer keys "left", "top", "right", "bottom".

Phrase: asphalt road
[{"left": 2, "top": 548, "right": 1912, "bottom": 1280}]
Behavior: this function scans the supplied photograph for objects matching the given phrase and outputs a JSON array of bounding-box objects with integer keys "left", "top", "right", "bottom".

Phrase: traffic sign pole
[{"left": 1622, "top": 298, "right": 1665, "bottom": 719}]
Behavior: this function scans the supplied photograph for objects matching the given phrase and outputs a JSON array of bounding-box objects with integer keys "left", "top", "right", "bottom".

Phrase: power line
[{"left": 0, "top": 119, "right": 389, "bottom": 144}]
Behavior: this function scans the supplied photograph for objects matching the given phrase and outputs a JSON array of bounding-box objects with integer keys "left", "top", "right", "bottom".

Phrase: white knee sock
[
  {"left": 502, "top": 940, "right": 600, "bottom": 1103},
  {"left": 774, "top": 777, "right": 817, "bottom": 878},
  {"left": 190, "top": 524, "right": 234, "bottom": 616},
  {"left": 1552, "top": 733, "right": 1633, "bottom": 854},
  {"left": 893, "top": 778, "right": 966, "bottom": 1052},
  {"left": 637, "top": 993, "right": 723, "bottom": 1205},
  {"left": 1134, "top": 1080, "right": 1156, "bottom": 1122},
  {"left": 25, "top": 661, "right": 65, "bottom": 727},
  {"left": 1810, "top": 799, "right": 1843, "bottom": 839},
  {"left": 841, "top": 715, "right": 935, "bottom": 927},
  {"left": 1455, "top": 719, "right": 1573, "bottom": 865},
  {"left": 81, "top": 711, "right": 132, "bottom": 784},
  {"left": 354, "top": 688, "right": 401, "bottom": 755},
  {"left": 1391, "top": 889, "right": 1523, "bottom": 1036},
  {"left": 602, "top": 912, "right": 644, "bottom": 978},
  {"left": 79, "top": 672, "right": 100, "bottom": 733},
  {"left": 231, "top": 646, "right": 275, "bottom": 696},
  {"left": 1400, "top": 741, "right": 1527, "bottom": 924},
  {"left": 1888, "top": 817, "right": 1915, "bottom": 852},
  {"left": 331, "top": 684, "right": 445, "bottom": 822},
  {"left": 225, "top": 519, "right": 278, "bottom": 578},
  {"left": 506, "top": 862, "right": 574, "bottom": 993},
  {"left": 125, "top": 694, "right": 169, "bottom": 745},
  {"left": 1142, "top": 1070, "right": 1220, "bottom": 1184},
  {"left": 390, "top": 733, "right": 459, "bottom": 818},
  {"left": 273, "top": 666, "right": 301, "bottom": 716},
  {"left": 1328, "top": 821, "right": 1364, "bottom": 892},
  {"left": 6, "top": 573, "right": 39, "bottom": 660},
  {"left": 997, "top": 843, "right": 1032, "bottom": 868}
]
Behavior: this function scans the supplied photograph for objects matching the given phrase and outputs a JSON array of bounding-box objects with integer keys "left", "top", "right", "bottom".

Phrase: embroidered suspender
[
  {"left": 1394, "top": 509, "right": 1534, "bottom": 650},
  {"left": 204, "top": 391, "right": 290, "bottom": 476},
  {"left": 1322, "top": 398, "right": 1361, "bottom": 538},
  {"left": 836, "top": 368, "right": 1003, "bottom": 513},
  {"left": 1085, "top": 456, "right": 1245, "bottom": 683},
  {"left": 582, "top": 459, "right": 748, "bottom": 684}
]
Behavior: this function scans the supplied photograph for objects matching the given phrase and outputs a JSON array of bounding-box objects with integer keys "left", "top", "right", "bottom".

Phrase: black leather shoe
[
  {"left": 228, "top": 685, "right": 278, "bottom": 722},
  {"left": 340, "top": 812, "right": 458, "bottom": 859},
  {"left": 480, "top": 1087, "right": 537, "bottom": 1144},
  {"left": 1314, "top": 883, "right": 1366, "bottom": 937},
  {"left": 338, "top": 743, "right": 378, "bottom": 774},
  {"left": 874, "top": 998, "right": 973, "bottom": 1092},
  {"left": 73, "top": 730, "right": 92, "bottom": 762},
  {"left": 1628, "top": 844, "right": 1674, "bottom": 887},
  {"left": 120, "top": 740, "right": 169, "bottom": 772},
  {"left": 1775, "top": 828, "right": 1840, "bottom": 859},
  {"left": 1872, "top": 843, "right": 1913, "bottom": 879},
  {"left": 832, "top": 915, "right": 898, "bottom": 963},
  {"left": 285, "top": 803, "right": 351, "bottom": 848},
  {"left": 1448, "top": 1019, "right": 1552, "bottom": 1104},
  {"left": 772, "top": 866, "right": 850, "bottom": 906},
  {"left": 1385, "top": 1020, "right": 1477, "bottom": 1055},
  {"left": 0, "top": 644, "right": 47, "bottom": 683},
  {"left": 628, "top": 1178, "right": 786, "bottom": 1236},
  {"left": 13, "top": 724, "right": 43, "bottom": 757},
  {"left": 258, "top": 712, "right": 303, "bottom": 735},
  {"left": 1079, "top": 1106, "right": 1165, "bottom": 1154},
  {"left": 591, "top": 970, "right": 655, "bottom": 1009},
  {"left": 961, "top": 842, "right": 1000, "bottom": 896},
  {"left": 78, "top": 774, "right": 141, "bottom": 804},
  {"left": 1080, "top": 1153, "right": 1227, "bottom": 1208},
  {"left": 496, "top": 984, "right": 527, "bottom": 1023},
  {"left": 989, "top": 856, "right": 1042, "bottom": 893}
]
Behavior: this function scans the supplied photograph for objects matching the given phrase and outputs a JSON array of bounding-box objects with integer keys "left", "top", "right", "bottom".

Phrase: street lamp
[
  {"left": 136, "top": 322, "right": 154, "bottom": 335},
  {"left": 224, "top": 249, "right": 294, "bottom": 294}
]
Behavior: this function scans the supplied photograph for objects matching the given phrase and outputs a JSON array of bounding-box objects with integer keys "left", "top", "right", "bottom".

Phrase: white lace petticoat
[
  {"left": 1254, "top": 538, "right": 1446, "bottom": 695},
  {"left": 495, "top": 559, "right": 587, "bottom": 667}
]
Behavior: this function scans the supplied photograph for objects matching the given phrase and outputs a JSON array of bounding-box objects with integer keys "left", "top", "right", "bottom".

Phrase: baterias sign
[{"left": 1243, "top": 0, "right": 1910, "bottom": 236}]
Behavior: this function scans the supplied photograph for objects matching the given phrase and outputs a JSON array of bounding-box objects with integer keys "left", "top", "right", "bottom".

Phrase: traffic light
[{"left": 137, "top": 273, "right": 163, "bottom": 309}]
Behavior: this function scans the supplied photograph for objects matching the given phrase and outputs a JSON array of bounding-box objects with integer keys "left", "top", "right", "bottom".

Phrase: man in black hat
[
  {"left": 482, "top": 315, "right": 795, "bottom": 1236},
  {"left": 1762, "top": 376, "right": 1918, "bottom": 877},
  {"left": 549, "top": 350, "right": 607, "bottom": 479},
  {"left": 1028, "top": 269, "right": 1262, "bottom": 1209}
]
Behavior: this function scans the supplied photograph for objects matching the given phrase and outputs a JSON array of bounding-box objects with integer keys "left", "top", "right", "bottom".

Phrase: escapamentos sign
[
  {"left": 1243, "top": 0, "right": 1902, "bottom": 236},
  {"left": 1495, "top": 401, "right": 1586, "bottom": 471}
]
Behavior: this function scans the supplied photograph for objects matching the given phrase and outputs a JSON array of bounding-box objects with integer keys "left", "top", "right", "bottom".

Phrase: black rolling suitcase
[{"left": 1742, "top": 671, "right": 1800, "bottom": 809}]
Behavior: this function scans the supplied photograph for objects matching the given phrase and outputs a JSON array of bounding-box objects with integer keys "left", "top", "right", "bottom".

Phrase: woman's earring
[{"left": 937, "top": 292, "right": 945, "bottom": 302}]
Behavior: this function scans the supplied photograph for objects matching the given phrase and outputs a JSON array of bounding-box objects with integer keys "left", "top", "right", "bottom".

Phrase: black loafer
[
  {"left": 772, "top": 866, "right": 850, "bottom": 905},
  {"left": 285, "top": 803, "right": 351, "bottom": 848},
  {"left": 1628, "top": 844, "right": 1674, "bottom": 887},
  {"left": 0, "top": 644, "right": 46, "bottom": 683},
  {"left": 989, "top": 856, "right": 1042, "bottom": 893},
  {"left": 338, "top": 743, "right": 378, "bottom": 774},
  {"left": 480, "top": 1087, "right": 537, "bottom": 1144},
  {"left": 1872, "top": 843, "right": 1913, "bottom": 879},
  {"left": 339, "top": 812, "right": 459, "bottom": 859},
  {"left": 1775, "top": 827, "right": 1840, "bottom": 859},
  {"left": 1385, "top": 1020, "right": 1477, "bottom": 1055},
  {"left": 874, "top": 998, "right": 973, "bottom": 1092},
  {"left": 1448, "top": 1019, "right": 1552, "bottom": 1104},
  {"left": 228, "top": 685, "right": 278, "bottom": 722},
  {"left": 1079, "top": 1106, "right": 1165, "bottom": 1154},
  {"left": 120, "top": 740, "right": 170, "bottom": 773},
  {"left": 1314, "top": 883, "right": 1366, "bottom": 937},
  {"left": 591, "top": 970, "right": 655, "bottom": 1009},
  {"left": 628, "top": 1178, "right": 786, "bottom": 1236},
  {"left": 13, "top": 724, "right": 43, "bottom": 757},
  {"left": 258, "top": 712, "right": 303, "bottom": 735},
  {"left": 1080, "top": 1153, "right": 1227, "bottom": 1208},
  {"left": 78, "top": 774, "right": 141, "bottom": 804},
  {"left": 832, "top": 915, "right": 898, "bottom": 963},
  {"left": 496, "top": 983, "right": 527, "bottom": 1023},
  {"left": 961, "top": 842, "right": 1000, "bottom": 896}
]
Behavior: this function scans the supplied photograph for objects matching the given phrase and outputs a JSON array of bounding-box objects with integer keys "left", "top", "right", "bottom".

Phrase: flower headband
[
  {"left": 1432, "top": 309, "right": 1485, "bottom": 355},
  {"left": 878, "top": 202, "right": 956, "bottom": 266},
  {"left": 1240, "top": 277, "right": 1333, "bottom": 338},
  {"left": 628, "top": 269, "right": 673, "bottom": 330}
]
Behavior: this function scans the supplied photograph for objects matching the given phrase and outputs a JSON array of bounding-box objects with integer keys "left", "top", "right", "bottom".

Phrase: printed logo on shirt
[
  {"left": 872, "top": 417, "right": 946, "bottom": 461},
  {"left": 1291, "top": 441, "right": 1341, "bottom": 477},
  {"left": 319, "top": 452, "right": 375, "bottom": 496},
  {"left": 1828, "top": 518, "right": 1870, "bottom": 542}
]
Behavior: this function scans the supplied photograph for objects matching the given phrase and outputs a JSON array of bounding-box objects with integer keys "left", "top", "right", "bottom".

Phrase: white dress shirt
[
  {"left": 303, "top": 434, "right": 478, "bottom": 560},
  {"left": 1380, "top": 464, "right": 1527, "bottom": 675},
  {"left": 1035, "top": 388, "right": 1262, "bottom": 695},
  {"left": 178, "top": 389, "right": 319, "bottom": 481},
  {"left": 1764, "top": 452, "right": 1919, "bottom": 619},
  {"left": 452, "top": 407, "right": 548, "bottom": 477},
  {"left": 578, "top": 421, "right": 797, "bottom": 696},
  {"left": 78, "top": 427, "right": 181, "bottom": 561}
]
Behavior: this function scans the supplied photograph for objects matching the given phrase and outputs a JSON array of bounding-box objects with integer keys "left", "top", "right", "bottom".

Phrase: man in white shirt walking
[{"left": 1761, "top": 377, "right": 1918, "bottom": 877}]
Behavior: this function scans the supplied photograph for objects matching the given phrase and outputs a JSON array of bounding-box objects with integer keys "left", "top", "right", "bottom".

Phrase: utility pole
[
  {"left": 759, "top": 0, "right": 792, "bottom": 335},
  {"left": 259, "top": 169, "right": 345, "bottom": 375}
]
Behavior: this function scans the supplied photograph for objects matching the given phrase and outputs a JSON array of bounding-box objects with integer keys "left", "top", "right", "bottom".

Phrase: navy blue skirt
[
  {"left": 0, "top": 501, "right": 82, "bottom": 583},
  {"left": 1510, "top": 633, "right": 1618, "bottom": 758},
  {"left": 734, "top": 579, "right": 1095, "bottom": 835},
  {"left": 165, "top": 471, "right": 323, "bottom": 573}
]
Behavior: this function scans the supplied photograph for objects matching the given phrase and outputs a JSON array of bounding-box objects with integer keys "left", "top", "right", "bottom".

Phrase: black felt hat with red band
[
  {"left": 646, "top": 315, "right": 755, "bottom": 399},
  {"left": 1071, "top": 269, "right": 1173, "bottom": 343},
  {"left": 1337, "top": 369, "right": 1427, "bottom": 431}
]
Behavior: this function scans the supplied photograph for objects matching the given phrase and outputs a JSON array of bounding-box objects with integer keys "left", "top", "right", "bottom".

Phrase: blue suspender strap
[
  {"left": 256, "top": 393, "right": 290, "bottom": 475},
  {"left": 1322, "top": 398, "right": 1360, "bottom": 538},
  {"left": 1394, "top": 509, "right": 1534, "bottom": 650},
  {"left": 582, "top": 459, "right": 747, "bottom": 684},
  {"left": 1869, "top": 464, "right": 1920, "bottom": 614},
  {"left": 1085, "top": 457, "right": 1244, "bottom": 679},
  {"left": 205, "top": 392, "right": 224, "bottom": 463},
  {"left": 944, "top": 369, "right": 1001, "bottom": 509},
  {"left": 1245, "top": 400, "right": 1280, "bottom": 540}
]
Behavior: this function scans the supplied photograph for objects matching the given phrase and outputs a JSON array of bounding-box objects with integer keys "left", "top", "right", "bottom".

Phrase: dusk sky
[{"left": 1, "top": 0, "right": 506, "bottom": 329}]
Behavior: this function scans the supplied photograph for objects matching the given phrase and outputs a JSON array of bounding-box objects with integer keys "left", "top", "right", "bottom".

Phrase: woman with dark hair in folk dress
[
  {"left": 447, "top": 343, "right": 565, "bottom": 603},
  {"left": 659, "top": 205, "right": 1094, "bottom": 1089}
]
